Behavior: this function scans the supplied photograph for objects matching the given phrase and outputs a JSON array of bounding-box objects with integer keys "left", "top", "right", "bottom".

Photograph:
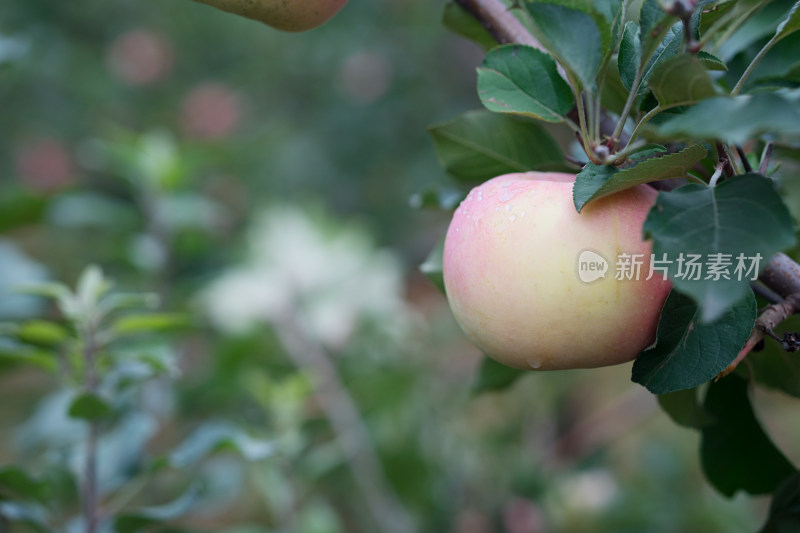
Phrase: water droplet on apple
[
  {"left": 527, "top": 359, "right": 542, "bottom": 369},
  {"left": 509, "top": 214, "right": 517, "bottom": 222}
]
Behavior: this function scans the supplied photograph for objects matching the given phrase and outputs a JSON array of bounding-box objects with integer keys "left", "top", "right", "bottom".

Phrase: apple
[
  {"left": 192, "top": 0, "right": 348, "bottom": 32},
  {"left": 443, "top": 172, "right": 671, "bottom": 371}
]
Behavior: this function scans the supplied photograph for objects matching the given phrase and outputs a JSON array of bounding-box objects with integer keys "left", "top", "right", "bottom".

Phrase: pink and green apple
[{"left": 443, "top": 172, "right": 671, "bottom": 370}]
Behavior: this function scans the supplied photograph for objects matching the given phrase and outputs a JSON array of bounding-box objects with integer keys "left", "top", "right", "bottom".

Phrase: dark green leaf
[
  {"left": 639, "top": 0, "right": 672, "bottom": 56},
  {"left": 656, "top": 91, "right": 800, "bottom": 144},
  {"left": 420, "top": 238, "right": 445, "bottom": 294},
  {"left": 115, "top": 485, "right": 202, "bottom": 533},
  {"left": 701, "top": 374, "right": 795, "bottom": 496},
  {"left": 632, "top": 290, "right": 756, "bottom": 394},
  {"left": 760, "top": 471, "right": 800, "bottom": 533},
  {"left": 640, "top": 22, "right": 683, "bottom": 95},
  {"left": 68, "top": 392, "right": 113, "bottom": 421},
  {"left": 775, "top": 0, "right": 800, "bottom": 41},
  {"left": 0, "top": 467, "right": 49, "bottom": 501},
  {"left": 643, "top": 174, "right": 797, "bottom": 321},
  {"left": 472, "top": 356, "right": 526, "bottom": 395},
  {"left": 477, "top": 44, "right": 574, "bottom": 122},
  {"left": 0, "top": 189, "right": 48, "bottom": 233},
  {"left": 526, "top": 2, "right": 602, "bottom": 88},
  {"left": 658, "top": 387, "right": 715, "bottom": 428},
  {"left": 443, "top": 2, "right": 497, "bottom": 50},
  {"left": 618, "top": 21, "right": 641, "bottom": 90},
  {"left": 428, "top": 110, "right": 566, "bottom": 183},
  {"left": 648, "top": 54, "right": 718, "bottom": 106},
  {"left": 573, "top": 144, "right": 707, "bottom": 212}
]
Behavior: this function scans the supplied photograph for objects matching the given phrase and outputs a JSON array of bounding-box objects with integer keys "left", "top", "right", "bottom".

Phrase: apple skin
[
  {"left": 193, "top": 0, "right": 348, "bottom": 32},
  {"left": 443, "top": 171, "right": 671, "bottom": 371}
]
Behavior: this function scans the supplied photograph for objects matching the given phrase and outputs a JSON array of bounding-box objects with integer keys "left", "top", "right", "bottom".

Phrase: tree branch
[
  {"left": 275, "top": 305, "right": 415, "bottom": 533},
  {"left": 453, "top": 0, "right": 544, "bottom": 49}
]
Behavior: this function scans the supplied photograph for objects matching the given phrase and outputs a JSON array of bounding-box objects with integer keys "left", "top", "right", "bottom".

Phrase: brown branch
[
  {"left": 718, "top": 293, "right": 800, "bottom": 378},
  {"left": 453, "top": 0, "right": 544, "bottom": 49},
  {"left": 760, "top": 253, "right": 800, "bottom": 298}
]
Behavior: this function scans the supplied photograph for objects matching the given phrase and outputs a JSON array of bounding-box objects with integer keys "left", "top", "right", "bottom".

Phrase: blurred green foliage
[{"left": 0, "top": 0, "right": 789, "bottom": 532}]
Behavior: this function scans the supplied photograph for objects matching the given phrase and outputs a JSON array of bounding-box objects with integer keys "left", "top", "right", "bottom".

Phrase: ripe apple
[
  {"left": 443, "top": 172, "right": 671, "bottom": 371},
  {"left": 192, "top": 0, "right": 348, "bottom": 32}
]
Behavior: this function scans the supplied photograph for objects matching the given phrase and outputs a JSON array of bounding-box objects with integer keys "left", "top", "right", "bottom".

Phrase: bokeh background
[{"left": 0, "top": 1, "right": 788, "bottom": 531}]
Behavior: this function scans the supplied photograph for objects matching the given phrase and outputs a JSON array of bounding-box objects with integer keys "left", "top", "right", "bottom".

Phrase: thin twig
[
  {"left": 275, "top": 305, "right": 415, "bottom": 533},
  {"left": 735, "top": 146, "right": 753, "bottom": 173},
  {"left": 759, "top": 142, "right": 774, "bottom": 175},
  {"left": 718, "top": 293, "right": 800, "bottom": 378},
  {"left": 82, "top": 324, "right": 100, "bottom": 533},
  {"left": 715, "top": 142, "right": 735, "bottom": 178}
]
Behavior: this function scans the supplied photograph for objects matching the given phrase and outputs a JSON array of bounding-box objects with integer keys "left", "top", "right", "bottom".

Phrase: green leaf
[
  {"left": 420, "top": 238, "right": 445, "bottom": 294},
  {"left": 632, "top": 290, "right": 756, "bottom": 394},
  {"left": 16, "top": 282, "right": 70, "bottom": 300},
  {"left": 428, "top": 110, "right": 566, "bottom": 183},
  {"left": 0, "top": 344, "right": 56, "bottom": 372},
  {"left": 697, "top": 50, "right": 728, "bottom": 71},
  {"left": 701, "top": 374, "right": 795, "bottom": 496},
  {"left": 639, "top": 22, "right": 683, "bottom": 95},
  {"left": 15, "top": 320, "right": 70, "bottom": 346},
  {"left": 760, "top": 471, "right": 800, "bottom": 533},
  {"left": 477, "top": 44, "right": 574, "bottom": 122},
  {"left": 115, "top": 484, "right": 202, "bottom": 533},
  {"left": 656, "top": 91, "right": 800, "bottom": 144},
  {"left": 0, "top": 467, "right": 49, "bottom": 502},
  {"left": 627, "top": 144, "right": 667, "bottom": 160},
  {"left": 68, "top": 392, "right": 113, "bottom": 421},
  {"left": 472, "top": 356, "right": 526, "bottom": 395},
  {"left": 639, "top": 0, "right": 672, "bottom": 56},
  {"left": 775, "top": 0, "right": 800, "bottom": 42},
  {"left": 648, "top": 54, "right": 718, "bottom": 106},
  {"left": 443, "top": 2, "right": 496, "bottom": 50},
  {"left": 643, "top": 174, "right": 797, "bottom": 322},
  {"left": 0, "top": 188, "right": 48, "bottom": 233},
  {"left": 168, "top": 423, "right": 274, "bottom": 468},
  {"left": 572, "top": 144, "right": 707, "bottom": 212},
  {"left": 618, "top": 21, "right": 641, "bottom": 90},
  {"left": 75, "top": 264, "right": 111, "bottom": 311},
  {"left": 97, "top": 292, "right": 160, "bottom": 315},
  {"left": 111, "top": 313, "right": 190, "bottom": 336},
  {"left": 526, "top": 2, "right": 603, "bottom": 88},
  {"left": 658, "top": 388, "right": 715, "bottom": 428},
  {"left": 717, "top": 0, "right": 793, "bottom": 60}
]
